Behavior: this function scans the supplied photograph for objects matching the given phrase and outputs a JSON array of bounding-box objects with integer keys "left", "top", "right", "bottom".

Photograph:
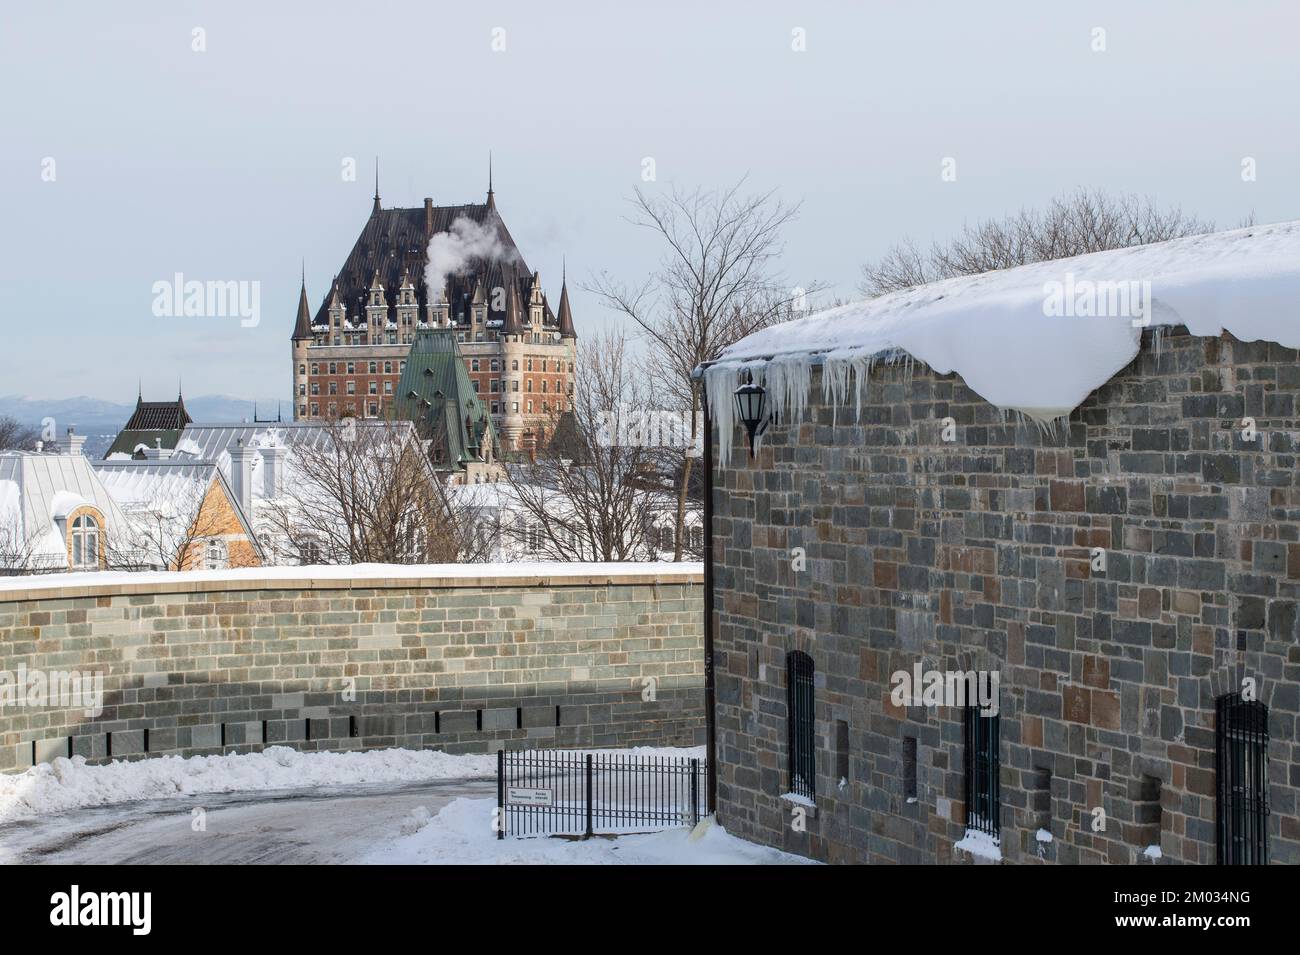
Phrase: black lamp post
[{"left": 733, "top": 376, "right": 768, "bottom": 457}]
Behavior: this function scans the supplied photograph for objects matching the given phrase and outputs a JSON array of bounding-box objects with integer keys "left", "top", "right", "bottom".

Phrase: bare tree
[
  {"left": 261, "top": 418, "right": 480, "bottom": 565},
  {"left": 500, "top": 330, "right": 674, "bottom": 562},
  {"left": 589, "top": 178, "right": 816, "bottom": 559},
  {"left": 0, "top": 517, "right": 41, "bottom": 575},
  {"left": 859, "top": 189, "right": 1225, "bottom": 296},
  {"left": 0, "top": 416, "right": 39, "bottom": 452}
]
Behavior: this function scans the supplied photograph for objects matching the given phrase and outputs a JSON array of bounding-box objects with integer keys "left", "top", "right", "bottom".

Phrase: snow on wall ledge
[
  {"left": 0, "top": 561, "right": 704, "bottom": 601},
  {"left": 704, "top": 220, "right": 1300, "bottom": 467}
]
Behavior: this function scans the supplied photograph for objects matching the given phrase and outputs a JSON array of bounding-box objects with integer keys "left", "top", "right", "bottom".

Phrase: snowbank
[
  {"left": 362, "top": 798, "right": 817, "bottom": 865},
  {"left": 704, "top": 220, "right": 1300, "bottom": 466},
  {"left": 0, "top": 746, "right": 496, "bottom": 823}
]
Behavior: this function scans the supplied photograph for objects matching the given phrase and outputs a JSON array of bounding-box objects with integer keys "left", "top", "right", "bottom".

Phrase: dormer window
[{"left": 70, "top": 513, "right": 101, "bottom": 569}]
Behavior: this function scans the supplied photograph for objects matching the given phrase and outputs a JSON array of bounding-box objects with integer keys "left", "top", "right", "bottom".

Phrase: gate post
[
  {"left": 690, "top": 758, "right": 700, "bottom": 827},
  {"left": 497, "top": 749, "right": 505, "bottom": 840},
  {"left": 585, "top": 753, "right": 594, "bottom": 838}
]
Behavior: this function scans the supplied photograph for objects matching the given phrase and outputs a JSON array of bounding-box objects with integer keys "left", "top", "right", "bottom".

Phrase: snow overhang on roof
[{"left": 697, "top": 220, "right": 1300, "bottom": 467}]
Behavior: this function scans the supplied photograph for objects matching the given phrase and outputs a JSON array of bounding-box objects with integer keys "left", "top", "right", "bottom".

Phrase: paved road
[{"left": 0, "top": 777, "right": 496, "bottom": 865}]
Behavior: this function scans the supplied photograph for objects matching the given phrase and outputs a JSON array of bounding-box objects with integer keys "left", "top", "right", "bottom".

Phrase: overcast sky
[{"left": 2, "top": 0, "right": 1297, "bottom": 401}]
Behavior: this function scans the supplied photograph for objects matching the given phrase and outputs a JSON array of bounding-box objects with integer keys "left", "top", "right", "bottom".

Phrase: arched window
[
  {"left": 203, "top": 539, "right": 228, "bottom": 570},
  {"left": 70, "top": 514, "right": 100, "bottom": 569},
  {"left": 786, "top": 650, "right": 816, "bottom": 800},
  {"left": 1216, "top": 693, "right": 1268, "bottom": 864}
]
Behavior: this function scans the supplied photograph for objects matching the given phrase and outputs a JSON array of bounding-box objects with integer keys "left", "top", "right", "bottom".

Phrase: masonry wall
[
  {"left": 711, "top": 328, "right": 1300, "bottom": 864},
  {"left": 0, "top": 567, "right": 704, "bottom": 772}
]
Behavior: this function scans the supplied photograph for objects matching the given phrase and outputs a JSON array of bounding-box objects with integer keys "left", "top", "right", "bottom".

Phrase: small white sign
[{"left": 507, "top": 787, "right": 554, "bottom": 806}]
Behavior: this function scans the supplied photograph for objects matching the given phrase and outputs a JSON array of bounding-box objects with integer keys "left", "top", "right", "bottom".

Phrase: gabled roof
[
  {"left": 105, "top": 393, "right": 193, "bottom": 459},
  {"left": 392, "top": 329, "right": 496, "bottom": 467},
  {"left": 93, "top": 459, "right": 264, "bottom": 563}
]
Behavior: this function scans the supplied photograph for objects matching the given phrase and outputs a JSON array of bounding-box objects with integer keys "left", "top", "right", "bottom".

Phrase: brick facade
[
  {"left": 0, "top": 568, "right": 703, "bottom": 772},
  {"left": 710, "top": 328, "right": 1300, "bottom": 864}
]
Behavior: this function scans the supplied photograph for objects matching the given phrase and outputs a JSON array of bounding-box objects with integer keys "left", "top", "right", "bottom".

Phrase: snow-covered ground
[
  {"left": 0, "top": 745, "right": 810, "bottom": 865},
  {"left": 0, "top": 746, "right": 497, "bottom": 824},
  {"left": 361, "top": 797, "right": 815, "bottom": 865}
]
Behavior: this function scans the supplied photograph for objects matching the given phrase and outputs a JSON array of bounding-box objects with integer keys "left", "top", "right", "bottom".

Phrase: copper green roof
[{"left": 392, "top": 329, "right": 495, "bottom": 468}]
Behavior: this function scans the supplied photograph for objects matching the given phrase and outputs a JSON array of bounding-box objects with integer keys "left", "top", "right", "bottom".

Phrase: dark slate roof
[
  {"left": 292, "top": 280, "right": 312, "bottom": 340},
  {"left": 307, "top": 197, "right": 567, "bottom": 334},
  {"left": 556, "top": 279, "right": 576, "bottom": 338},
  {"left": 104, "top": 396, "right": 193, "bottom": 459},
  {"left": 392, "top": 329, "right": 496, "bottom": 468}
]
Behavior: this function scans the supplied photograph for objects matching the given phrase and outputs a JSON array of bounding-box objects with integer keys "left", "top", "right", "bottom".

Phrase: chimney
[
  {"left": 227, "top": 439, "right": 256, "bottom": 516},
  {"left": 143, "top": 437, "right": 172, "bottom": 461},
  {"left": 261, "top": 444, "right": 286, "bottom": 500},
  {"left": 424, "top": 197, "right": 433, "bottom": 234},
  {"left": 53, "top": 426, "right": 86, "bottom": 456}
]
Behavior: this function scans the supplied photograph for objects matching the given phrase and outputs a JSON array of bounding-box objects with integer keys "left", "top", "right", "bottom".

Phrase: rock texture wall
[
  {"left": 0, "top": 567, "right": 704, "bottom": 772},
  {"left": 711, "top": 328, "right": 1299, "bottom": 864}
]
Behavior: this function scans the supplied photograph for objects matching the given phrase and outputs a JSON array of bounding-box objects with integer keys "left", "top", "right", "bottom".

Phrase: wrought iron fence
[
  {"left": 1216, "top": 693, "right": 1269, "bottom": 864},
  {"left": 497, "top": 749, "right": 706, "bottom": 839}
]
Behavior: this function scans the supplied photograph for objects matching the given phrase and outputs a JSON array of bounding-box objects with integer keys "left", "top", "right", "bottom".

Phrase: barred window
[
  {"left": 963, "top": 704, "right": 1000, "bottom": 839},
  {"left": 786, "top": 650, "right": 815, "bottom": 800},
  {"left": 1217, "top": 693, "right": 1268, "bottom": 864}
]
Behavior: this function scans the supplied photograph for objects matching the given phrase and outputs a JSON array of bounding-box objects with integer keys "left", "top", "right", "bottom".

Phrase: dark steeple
[
  {"left": 372, "top": 158, "right": 381, "bottom": 216},
  {"left": 557, "top": 260, "right": 576, "bottom": 340},
  {"left": 502, "top": 270, "right": 523, "bottom": 335},
  {"left": 292, "top": 268, "right": 313, "bottom": 340},
  {"left": 486, "top": 152, "right": 496, "bottom": 212}
]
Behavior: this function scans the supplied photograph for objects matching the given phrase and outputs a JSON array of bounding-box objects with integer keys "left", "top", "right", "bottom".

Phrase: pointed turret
[
  {"left": 557, "top": 266, "right": 576, "bottom": 340},
  {"left": 502, "top": 272, "right": 523, "bottom": 335},
  {"left": 372, "top": 159, "right": 382, "bottom": 216},
  {"left": 292, "top": 272, "right": 313, "bottom": 340},
  {"left": 486, "top": 152, "right": 495, "bottom": 211}
]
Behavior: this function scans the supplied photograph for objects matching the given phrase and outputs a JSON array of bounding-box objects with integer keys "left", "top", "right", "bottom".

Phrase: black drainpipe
[{"left": 702, "top": 387, "right": 717, "bottom": 815}]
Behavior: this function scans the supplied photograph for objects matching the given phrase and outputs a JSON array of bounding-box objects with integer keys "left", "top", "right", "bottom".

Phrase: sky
[{"left": 1, "top": 0, "right": 1297, "bottom": 402}]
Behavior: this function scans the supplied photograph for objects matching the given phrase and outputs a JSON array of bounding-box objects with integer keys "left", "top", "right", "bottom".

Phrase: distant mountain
[{"left": 0, "top": 394, "right": 291, "bottom": 455}]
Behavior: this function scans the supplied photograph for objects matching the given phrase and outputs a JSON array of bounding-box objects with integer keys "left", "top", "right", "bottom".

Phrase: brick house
[{"left": 697, "top": 222, "right": 1300, "bottom": 864}]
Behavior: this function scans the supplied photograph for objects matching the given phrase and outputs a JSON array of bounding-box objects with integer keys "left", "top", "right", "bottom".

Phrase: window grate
[
  {"left": 786, "top": 651, "right": 816, "bottom": 801},
  {"left": 1216, "top": 693, "right": 1269, "bottom": 865},
  {"left": 963, "top": 704, "right": 1000, "bottom": 839}
]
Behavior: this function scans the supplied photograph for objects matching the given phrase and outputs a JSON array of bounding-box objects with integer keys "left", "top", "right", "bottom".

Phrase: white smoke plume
[{"left": 424, "top": 215, "right": 517, "bottom": 303}]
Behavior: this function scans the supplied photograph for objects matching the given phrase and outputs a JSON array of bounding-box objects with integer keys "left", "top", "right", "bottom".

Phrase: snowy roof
[
  {"left": 703, "top": 220, "right": 1300, "bottom": 465},
  {"left": 93, "top": 459, "right": 262, "bottom": 563},
  {"left": 0, "top": 452, "right": 134, "bottom": 567}
]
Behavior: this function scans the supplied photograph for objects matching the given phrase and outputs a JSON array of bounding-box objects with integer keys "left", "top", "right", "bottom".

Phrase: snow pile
[
  {"left": 953, "top": 828, "right": 1003, "bottom": 862},
  {"left": 704, "top": 220, "right": 1300, "bottom": 466},
  {"left": 0, "top": 746, "right": 496, "bottom": 823},
  {"left": 362, "top": 798, "right": 817, "bottom": 865}
]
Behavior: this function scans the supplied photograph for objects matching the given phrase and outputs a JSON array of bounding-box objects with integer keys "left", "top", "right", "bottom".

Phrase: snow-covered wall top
[
  {"left": 704, "top": 220, "right": 1300, "bottom": 466},
  {"left": 0, "top": 561, "right": 703, "bottom": 601}
]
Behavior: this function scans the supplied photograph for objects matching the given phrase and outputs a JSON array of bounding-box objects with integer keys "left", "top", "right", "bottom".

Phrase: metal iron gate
[{"left": 497, "top": 749, "right": 706, "bottom": 838}]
